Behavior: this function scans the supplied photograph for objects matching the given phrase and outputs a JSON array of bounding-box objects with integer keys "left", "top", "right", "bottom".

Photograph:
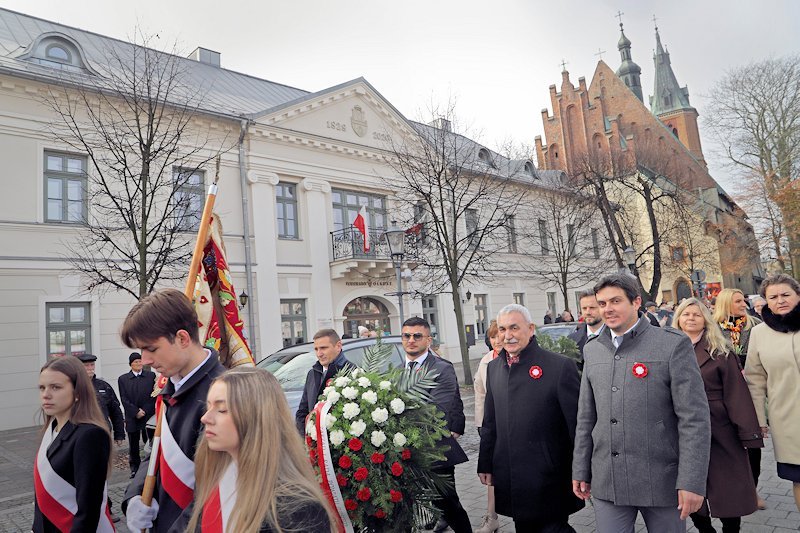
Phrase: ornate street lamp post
[
  {"left": 622, "top": 246, "right": 636, "bottom": 275},
  {"left": 384, "top": 221, "right": 407, "bottom": 325}
]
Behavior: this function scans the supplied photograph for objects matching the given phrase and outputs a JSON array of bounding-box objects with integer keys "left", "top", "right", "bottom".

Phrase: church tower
[
  {"left": 649, "top": 25, "right": 706, "bottom": 166},
  {"left": 616, "top": 22, "right": 643, "bottom": 101}
]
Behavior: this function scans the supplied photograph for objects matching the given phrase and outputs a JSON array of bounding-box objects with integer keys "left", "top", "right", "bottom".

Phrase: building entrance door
[{"left": 343, "top": 297, "right": 390, "bottom": 337}]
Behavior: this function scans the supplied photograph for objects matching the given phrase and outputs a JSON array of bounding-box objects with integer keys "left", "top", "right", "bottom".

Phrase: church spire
[
  {"left": 615, "top": 17, "right": 643, "bottom": 102},
  {"left": 649, "top": 25, "right": 693, "bottom": 115}
]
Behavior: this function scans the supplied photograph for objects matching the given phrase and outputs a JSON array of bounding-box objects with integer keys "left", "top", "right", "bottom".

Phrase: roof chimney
[
  {"left": 429, "top": 117, "right": 451, "bottom": 132},
  {"left": 189, "top": 47, "right": 220, "bottom": 68}
]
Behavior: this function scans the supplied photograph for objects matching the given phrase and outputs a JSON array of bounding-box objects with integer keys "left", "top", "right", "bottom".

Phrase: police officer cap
[{"left": 75, "top": 353, "right": 97, "bottom": 362}]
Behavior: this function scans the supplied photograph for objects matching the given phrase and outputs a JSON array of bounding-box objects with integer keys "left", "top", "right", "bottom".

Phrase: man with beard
[
  {"left": 478, "top": 304, "right": 584, "bottom": 531},
  {"left": 568, "top": 290, "right": 605, "bottom": 365}
]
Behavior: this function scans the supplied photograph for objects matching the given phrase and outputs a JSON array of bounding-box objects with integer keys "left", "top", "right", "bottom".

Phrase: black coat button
[
  {"left": 612, "top": 452, "right": 619, "bottom": 457},
  {"left": 611, "top": 419, "right": 618, "bottom": 424}
]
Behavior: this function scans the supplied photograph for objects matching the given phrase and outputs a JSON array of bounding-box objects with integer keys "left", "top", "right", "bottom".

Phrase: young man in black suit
[
  {"left": 401, "top": 317, "right": 471, "bottom": 533},
  {"left": 118, "top": 352, "right": 157, "bottom": 478}
]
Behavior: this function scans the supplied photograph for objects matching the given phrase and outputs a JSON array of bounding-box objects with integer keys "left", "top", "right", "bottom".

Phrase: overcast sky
[{"left": 2, "top": 0, "right": 798, "bottom": 190}]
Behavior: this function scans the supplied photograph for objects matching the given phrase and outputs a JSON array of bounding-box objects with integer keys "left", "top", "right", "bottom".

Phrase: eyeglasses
[{"left": 401, "top": 333, "right": 428, "bottom": 340}]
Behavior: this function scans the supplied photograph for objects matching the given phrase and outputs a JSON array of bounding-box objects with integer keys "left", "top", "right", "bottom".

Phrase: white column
[
  {"left": 301, "top": 177, "right": 335, "bottom": 332},
  {"left": 247, "top": 171, "right": 283, "bottom": 355}
]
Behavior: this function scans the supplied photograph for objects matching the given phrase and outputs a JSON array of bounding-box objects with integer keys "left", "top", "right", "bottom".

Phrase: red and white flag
[
  {"left": 352, "top": 205, "right": 370, "bottom": 252},
  {"left": 200, "top": 462, "right": 237, "bottom": 532}
]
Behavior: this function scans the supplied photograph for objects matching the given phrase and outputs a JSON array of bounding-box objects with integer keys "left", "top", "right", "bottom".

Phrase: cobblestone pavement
[{"left": 1, "top": 382, "right": 798, "bottom": 532}]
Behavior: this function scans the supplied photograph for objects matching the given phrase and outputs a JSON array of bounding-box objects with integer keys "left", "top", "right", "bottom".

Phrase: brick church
[{"left": 534, "top": 22, "right": 763, "bottom": 302}]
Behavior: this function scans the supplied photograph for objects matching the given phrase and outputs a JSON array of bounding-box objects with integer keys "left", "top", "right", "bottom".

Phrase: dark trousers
[
  {"left": 749, "top": 447, "right": 762, "bottom": 486},
  {"left": 513, "top": 517, "right": 575, "bottom": 532},
  {"left": 690, "top": 514, "right": 741, "bottom": 533},
  {"left": 127, "top": 427, "right": 155, "bottom": 472},
  {"left": 432, "top": 466, "right": 471, "bottom": 533}
]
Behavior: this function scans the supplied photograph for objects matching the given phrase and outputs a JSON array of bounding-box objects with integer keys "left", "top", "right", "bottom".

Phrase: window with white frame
[
  {"left": 507, "top": 215, "right": 517, "bottom": 253},
  {"left": 513, "top": 292, "right": 525, "bottom": 306},
  {"left": 546, "top": 292, "right": 557, "bottom": 315},
  {"left": 45, "top": 151, "right": 87, "bottom": 223},
  {"left": 421, "top": 295, "right": 441, "bottom": 342},
  {"left": 567, "top": 224, "right": 577, "bottom": 257},
  {"left": 539, "top": 219, "right": 549, "bottom": 255},
  {"left": 276, "top": 182, "right": 299, "bottom": 239},
  {"left": 173, "top": 168, "right": 205, "bottom": 230},
  {"left": 46, "top": 303, "right": 91, "bottom": 358},
  {"left": 474, "top": 294, "right": 488, "bottom": 337},
  {"left": 465, "top": 209, "right": 479, "bottom": 248},
  {"left": 591, "top": 228, "right": 600, "bottom": 259},
  {"left": 281, "top": 299, "right": 307, "bottom": 348},
  {"left": 331, "top": 189, "right": 386, "bottom": 233}
]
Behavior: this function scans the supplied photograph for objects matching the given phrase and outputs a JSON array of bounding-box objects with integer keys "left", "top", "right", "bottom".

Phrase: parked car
[
  {"left": 256, "top": 335, "right": 407, "bottom": 413},
  {"left": 537, "top": 322, "right": 579, "bottom": 341}
]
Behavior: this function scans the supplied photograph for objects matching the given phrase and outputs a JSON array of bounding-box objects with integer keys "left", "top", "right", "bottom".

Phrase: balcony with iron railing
[{"left": 330, "top": 226, "right": 420, "bottom": 262}]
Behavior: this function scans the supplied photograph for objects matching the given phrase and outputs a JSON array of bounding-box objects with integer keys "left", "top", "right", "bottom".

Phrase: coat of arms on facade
[{"left": 351, "top": 105, "right": 367, "bottom": 137}]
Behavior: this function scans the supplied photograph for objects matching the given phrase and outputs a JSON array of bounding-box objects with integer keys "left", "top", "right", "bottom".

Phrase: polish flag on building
[{"left": 353, "top": 205, "right": 370, "bottom": 252}]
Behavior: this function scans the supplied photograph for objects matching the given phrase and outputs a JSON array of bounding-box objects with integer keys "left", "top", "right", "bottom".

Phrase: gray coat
[{"left": 572, "top": 317, "right": 711, "bottom": 507}]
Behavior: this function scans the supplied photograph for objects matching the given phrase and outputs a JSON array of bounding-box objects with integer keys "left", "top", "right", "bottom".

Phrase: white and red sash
[
  {"left": 158, "top": 408, "right": 196, "bottom": 509},
  {"left": 313, "top": 401, "right": 354, "bottom": 533},
  {"left": 200, "top": 462, "right": 238, "bottom": 532},
  {"left": 33, "top": 424, "right": 115, "bottom": 532}
]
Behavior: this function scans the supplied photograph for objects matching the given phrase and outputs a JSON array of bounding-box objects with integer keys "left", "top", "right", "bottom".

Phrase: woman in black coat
[{"left": 34, "top": 356, "right": 114, "bottom": 533}]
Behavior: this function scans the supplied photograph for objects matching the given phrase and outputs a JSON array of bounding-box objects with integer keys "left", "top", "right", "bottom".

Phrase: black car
[
  {"left": 537, "top": 322, "right": 580, "bottom": 340},
  {"left": 256, "top": 336, "right": 407, "bottom": 412}
]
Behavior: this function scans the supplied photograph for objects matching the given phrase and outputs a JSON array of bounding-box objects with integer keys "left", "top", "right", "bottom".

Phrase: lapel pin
[
  {"left": 529, "top": 365, "right": 543, "bottom": 379},
  {"left": 632, "top": 362, "right": 648, "bottom": 378}
]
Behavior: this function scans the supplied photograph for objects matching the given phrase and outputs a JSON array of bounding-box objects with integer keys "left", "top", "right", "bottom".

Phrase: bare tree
[
  {"left": 706, "top": 55, "right": 800, "bottom": 277},
  {"left": 517, "top": 176, "right": 614, "bottom": 311},
  {"left": 734, "top": 172, "right": 791, "bottom": 272},
  {"left": 42, "top": 31, "right": 231, "bottom": 299},
  {"left": 382, "top": 104, "right": 526, "bottom": 384}
]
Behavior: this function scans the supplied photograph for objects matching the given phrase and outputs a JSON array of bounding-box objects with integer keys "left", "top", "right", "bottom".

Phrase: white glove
[{"left": 126, "top": 495, "right": 159, "bottom": 530}]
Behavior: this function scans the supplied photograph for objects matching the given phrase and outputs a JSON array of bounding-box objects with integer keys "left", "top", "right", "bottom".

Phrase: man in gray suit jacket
[{"left": 572, "top": 273, "right": 710, "bottom": 532}]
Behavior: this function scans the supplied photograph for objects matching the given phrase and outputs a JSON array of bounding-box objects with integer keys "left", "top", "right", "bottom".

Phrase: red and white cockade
[
  {"left": 33, "top": 424, "right": 115, "bottom": 532},
  {"left": 632, "top": 362, "right": 649, "bottom": 378},
  {"left": 529, "top": 366, "right": 543, "bottom": 379}
]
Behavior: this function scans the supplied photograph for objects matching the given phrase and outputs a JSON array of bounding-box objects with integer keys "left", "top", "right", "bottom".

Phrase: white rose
[
  {"left": 322, "top": 386, "right": 333, "bottom": 396},
  {"left": 393, "top": 432, "right": 407, "bottom": 447},
  {"left": 329, "top": 429, "right": 345, "bottom": 446},
  {"left": 342, "top": 402, "right": 361, "bottom": 420},
  {"left": 371, "top": 430, "right": 387, "bottom": 447},
  {"left": 379, "top": 380, "right": 392, "bottom": 390},
  {"left": 361, "top": 390, "right": 378, "bottom": 405},
  {"left": 371, "top": 407, "right": 389, "bottom": 424},
  {"left": 306, "top": 420, "right": 316, "bottom": 439},
  {"left": 325, "top": 414, "right": 337, "bottom": 430},
  {"left": 351, "top": 368, "right": 362, "bottom": 378},
  {"left": 326, "top": 390, "right": 341, "bottom": 404},
  {"left": 349, "top": 419, "right": 367, "bottom": 437},
  {"left": 342, "top": 386, "right": 358, "bottom": 400},
  {"left": 334, "top": 376, "right": 351, "bottom": 388},
  {"left": 357, "top": 376, "right": 371, "bottom": 387},
  {"left": 389, "top": 398, "right": 406, "bottom": 415}
]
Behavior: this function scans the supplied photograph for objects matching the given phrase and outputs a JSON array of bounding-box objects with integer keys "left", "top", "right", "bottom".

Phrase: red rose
[
  {"left": 326, "top": 378, "right": 333, "bottom": 386},
  {"left": 338, "top": 455, "right": 353, "bottom": 469},
  {"left": 344, "top": 499, "right": 358, "bottom": 511},
  {"left": 375, "top": 509, "right": 386, "bottom": 519},
  {"left": 309, "top": 448, "right": 317, "bottom": 464},
  {"left": 354, "top": 467, "right": 369, "bottom": 481},
  {"left": 305, "top": 436, "right": 313, "bottom": 447},
  {"left": 348, "top": 438, "right": 363, "bottom": 452},
  {"left": 357, "top": 487, "right": 372, "bottom": 501},
  {"left": 390, "top": 489, "right": 403, "bottom": 503},
  {"left": 401, "top": 448, "right": 411, "bottom": 460},
  {"left": 336, "top": 474, "right": 348, "bottom": 487},
  {"left": 390, "top": 462, "right": 404, "bottom": 476},
  {"left": 370, "top": 452, "right": 385, "bottom": 464}
]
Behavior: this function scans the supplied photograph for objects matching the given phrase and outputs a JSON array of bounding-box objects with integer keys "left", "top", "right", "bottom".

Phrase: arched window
[
  {"left": 672, "top": 127, "right": 679, "bottom": 139},
  {"left": 524, "top": 161, "right": 537, "bottom": 177},
  {"left": 478, "top": 148, "right": 497, "bottom": 169},
  {"left": 21, "top": 34, "right": 92, "bottom": 74}
]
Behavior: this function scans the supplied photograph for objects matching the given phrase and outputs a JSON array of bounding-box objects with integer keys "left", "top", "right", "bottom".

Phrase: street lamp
[
  {"left": 384, "top": 221, "right": 407, "bottom": 324},
  {"left": 622, "top": 246, "right": 636, "bottom": 275}
]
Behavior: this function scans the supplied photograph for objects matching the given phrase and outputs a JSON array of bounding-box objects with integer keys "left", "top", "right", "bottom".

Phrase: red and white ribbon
[
  {"left": 201, "top": 462, "right": 238, "bottom": 532},
  {"left": 33, "top": 425, "right": 115, "bottom": 532},
  {"left": 313, "top": 400, "right": 354, "bottom": 533},
  {"left": 158, "top": 409, "right": 195, "bottom": 509}
]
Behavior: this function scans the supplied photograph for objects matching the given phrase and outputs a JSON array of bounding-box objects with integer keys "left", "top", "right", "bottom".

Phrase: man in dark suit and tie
[
  {"left": 401, "top": 317, "right": 471, "bottom": 533},
  {"left": 118, "top": 352, "right": 156, "bottom": 478}
]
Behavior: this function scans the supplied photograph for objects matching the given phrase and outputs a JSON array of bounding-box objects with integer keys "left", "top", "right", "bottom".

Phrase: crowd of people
[{"left": 31, "top": 272, "right": 800, "bottom": 532}]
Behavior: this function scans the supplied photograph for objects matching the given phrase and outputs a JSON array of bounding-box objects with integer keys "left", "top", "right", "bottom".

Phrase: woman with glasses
[{"left": 745, "top": 274, "right": 800, "bottom": 511}]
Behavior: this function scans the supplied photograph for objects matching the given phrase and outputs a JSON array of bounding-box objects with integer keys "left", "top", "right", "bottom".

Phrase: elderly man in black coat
[
  {"left": 118, "top": 352, "right": 157, "bottom": 478},
  {"left": 478, "top": 304, "right": 584, "bottom": 531}
]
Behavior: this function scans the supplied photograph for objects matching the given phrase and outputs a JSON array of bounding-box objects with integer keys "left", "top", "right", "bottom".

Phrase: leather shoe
[
  {"left": 433, "top": 518, "right": 449, "bottom": 532},
  {"left": 130, "top": 469, "right": 137, "bottom": 479}
]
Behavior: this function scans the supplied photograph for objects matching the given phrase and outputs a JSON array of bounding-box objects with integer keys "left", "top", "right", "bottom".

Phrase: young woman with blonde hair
[
  {"left": 712, "top": 287, "right": 766, "bottom": 509},
  {"left": 185, "top": 367, "right": 333, "bottom": 532},
  {"left": 33, "top": 355, "right": 115, "bottom": 532},
  {"left": 673, "top": 298, "right": 763, "bottom": 532}
]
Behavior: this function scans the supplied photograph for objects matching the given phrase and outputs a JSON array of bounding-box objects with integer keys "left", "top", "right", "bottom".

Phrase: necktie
[
  {"left": 407, "top": 361, "right": 418, "bottom": 372},
  {"left": 613, "top": 336, "right": 622, "bottom": 348}
]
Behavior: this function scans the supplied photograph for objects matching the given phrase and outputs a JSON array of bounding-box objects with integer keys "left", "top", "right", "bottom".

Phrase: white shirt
[
  {"left": 170, "top": 349, "right": 212, "bottom": 392},
  {"left": 405, "top": 351, "right": 429, "bottom": 369},
  {"left": 586, "top": 323, "right": 605, "bottom": 339},
  {"left": 132, "top": 371, "right": 142, "bottom": 377},
  {"left": 611, "top": 318, "right": 641, "bottom": 348}
]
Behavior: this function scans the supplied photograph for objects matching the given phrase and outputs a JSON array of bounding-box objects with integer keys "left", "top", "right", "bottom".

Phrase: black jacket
[
  {"left": 295, "top": 352, "right": 354, "bottom": 434},
  {"left": 419, "top": 353, "right": 469, "bottom": 468},
  {"left": 477, "top": 337, "right": 583, "bottom": 521},
  {"left": 174, "top": 496, "right": 330, "bottom": 532},
  {"left": 91, "top": 375, "right": 125, "bottom": 441},
  {"left": 33, "top": 421, "right": 111, "bottom": 533},
  {"left": 118, "top": 369, "right": 157, "bottom": 433},
  {"left": 124, "top": 351, "right": 225, "bottom": 533}
]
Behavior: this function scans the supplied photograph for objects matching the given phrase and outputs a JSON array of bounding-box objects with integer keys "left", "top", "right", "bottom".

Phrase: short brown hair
[
  {"left": 486, "top": 320, "right": 499, "bottom": 338},
  {"left": 313, "top": 328, "right": 340, "bottom": 344},
  {"left": 759, "top": 273, "right": 800, "bottom": 298},
  {"left": 120, "top": 288, "right": 200, "bottom": 347}
]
